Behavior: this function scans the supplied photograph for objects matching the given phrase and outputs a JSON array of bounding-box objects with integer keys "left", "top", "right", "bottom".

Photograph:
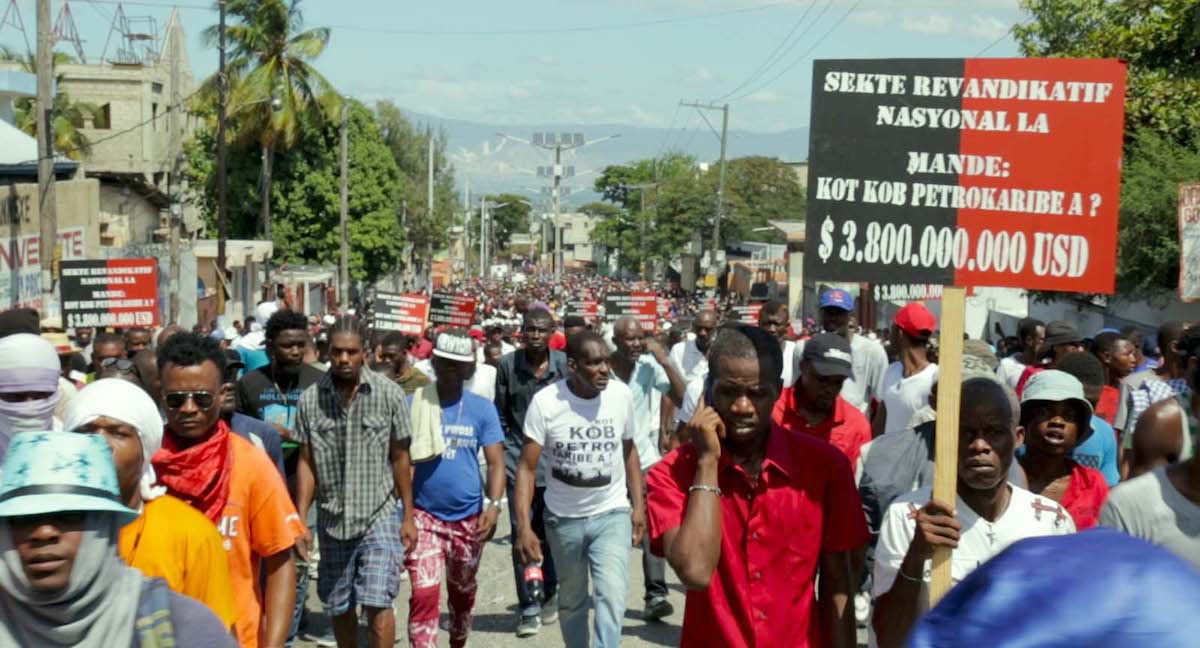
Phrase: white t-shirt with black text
[
  {"left": 523, "top": 380, "right": 636, "bottom": 518},
  {"left": 880, "top": 362, "right": 939, "bottom": 436},
  {"left": 873, "top": 484, "right": 1076, "bottom": 610}
]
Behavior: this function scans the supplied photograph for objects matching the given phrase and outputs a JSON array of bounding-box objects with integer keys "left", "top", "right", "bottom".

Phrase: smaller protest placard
[
  {"left": 566, "top": 299, "right": 601, "bottom": 323},
  {"left": 1179, "top": 182, "right": 1200, "bottom": 302},
  {"left": 429, "top": 292, "right": 477, "bottom": 327},
  {"left": 731, "top": 303, "right": 764, "bottom": 325},
  {"left": 603, "top": 291, "right": 657, "bottom": 331},
  {"left": 60, "top": 259, "right": 159, "bottom": 328},
  {"left": 374, "top": 292, "right": 430, "bottom": 335}
]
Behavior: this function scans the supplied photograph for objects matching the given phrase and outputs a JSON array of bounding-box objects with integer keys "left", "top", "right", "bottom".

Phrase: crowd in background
[{"left": 0, "top": 273, "right": 1196, "bottom": 648}]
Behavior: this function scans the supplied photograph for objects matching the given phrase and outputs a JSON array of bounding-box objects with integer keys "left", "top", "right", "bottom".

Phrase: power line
[
  {"left": 710, "top": 0, "right": 825, "bottom": 103},
  {"left": 975, "top": 25, "right": 1016, "bottom": 57},
  {"left": 82, "top": 0, "right": 799, "bottom": 36},
  {"left": 654, "top": 103, "right": 681, "bottom": 159},
  {"left": 726, "top": 0, "right": 864, "bottom": 103}
]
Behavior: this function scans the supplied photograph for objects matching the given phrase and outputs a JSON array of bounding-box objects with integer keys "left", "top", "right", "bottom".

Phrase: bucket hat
[{"left": 0, "top": 431, "right": 138, "bottom": 524}]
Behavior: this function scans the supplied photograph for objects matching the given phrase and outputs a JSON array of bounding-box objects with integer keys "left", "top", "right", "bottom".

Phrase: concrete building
[{"left": 0, "top": 9, "right": 202, "bottom": 248}]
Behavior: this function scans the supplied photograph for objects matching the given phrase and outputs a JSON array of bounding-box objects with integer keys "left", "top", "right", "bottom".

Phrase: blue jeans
[
  {"left": 544, "top": 508, "right": 632, "bottom": 648},
  {"left": 507, "top": 481, "right": 558, "bottom": 617}
]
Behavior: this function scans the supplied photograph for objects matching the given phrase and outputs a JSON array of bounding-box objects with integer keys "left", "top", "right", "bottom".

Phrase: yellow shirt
[{"left": 119, "top": 494, "right": 238, "bottom": 629}]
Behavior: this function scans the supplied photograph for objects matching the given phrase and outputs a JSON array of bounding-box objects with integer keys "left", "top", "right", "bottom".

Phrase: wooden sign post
[
  {"left": 928, "top": 286, "right": 964, "bottom": 603},
  {"left": 803, "top": 58, "right": 1128, "bottom": 605}
]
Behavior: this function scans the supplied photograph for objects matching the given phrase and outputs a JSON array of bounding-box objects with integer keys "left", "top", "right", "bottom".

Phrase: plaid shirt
[
  {"left": 1127, "top": 376, "right": 1179, "bottom": 435},
  {"left": 296, "top": 367, "right": 412, "bottom": 539}
]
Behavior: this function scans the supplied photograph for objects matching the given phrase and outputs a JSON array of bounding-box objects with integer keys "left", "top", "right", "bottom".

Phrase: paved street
[{"left": 293, "top": 504, "right": 685, "bottom": 647}]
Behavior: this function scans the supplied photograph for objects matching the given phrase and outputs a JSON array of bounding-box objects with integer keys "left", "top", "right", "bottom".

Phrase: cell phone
[{"left": 704, "top": 375, "right": 714, "bottom": 405}]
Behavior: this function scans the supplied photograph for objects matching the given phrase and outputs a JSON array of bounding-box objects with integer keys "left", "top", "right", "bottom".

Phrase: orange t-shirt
[
  {"left": 217, "top": 433, "right": 306, "bottom": 648},
  {"left": 120, "top": 494, "right": 238, "bottom": 628}
]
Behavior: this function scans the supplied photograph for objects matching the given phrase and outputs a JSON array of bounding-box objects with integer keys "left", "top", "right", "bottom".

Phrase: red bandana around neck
[{"left": 151, "top": 419, "right": 233, "bottom": 523}]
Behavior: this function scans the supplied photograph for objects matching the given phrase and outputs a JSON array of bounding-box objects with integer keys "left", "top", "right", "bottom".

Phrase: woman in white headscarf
[
  {"left": 64, "top": 379, "right": 239, "bottom": 629},
  {"left": 0, "top": 333, "right": 63, "bottom": 461}
]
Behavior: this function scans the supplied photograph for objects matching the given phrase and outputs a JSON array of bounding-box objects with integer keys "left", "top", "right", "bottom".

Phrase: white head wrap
[
  {"left": 63, "top": 379, "right": 167, "bottom": 502},
  {"left": 0, "top": 334, "right": 62, "bottom": 460}
]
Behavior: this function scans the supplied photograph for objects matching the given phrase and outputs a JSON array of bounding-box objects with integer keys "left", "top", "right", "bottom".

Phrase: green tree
[
  {"left": 1014, "top": 0, "right": 1200, "bottom": 145},
  {"left": 719, "top": 156, "right": 804, "bottom": 245},
  {"left": 1115, "top": 132, "right": 1200, "bottom": 294},
  {"left": 0, "top": 48, "right": 104, "bottom": 160},
  {"left": 375, "top": 101, "right": 458, "bottom": 275},
  {"left": 185, "top": 100, "right": 405, "bottom": 282},
  {"left": 197, "top": 0, "right": 341, "bottom": 242},
  {"left": 483, "top": 193, "right": 532, "bottom": 253}
]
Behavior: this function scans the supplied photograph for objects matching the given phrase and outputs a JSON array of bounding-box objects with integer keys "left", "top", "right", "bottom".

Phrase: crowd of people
[{"left": 0, "top": 276, "right": 1197, "bottom": 648}]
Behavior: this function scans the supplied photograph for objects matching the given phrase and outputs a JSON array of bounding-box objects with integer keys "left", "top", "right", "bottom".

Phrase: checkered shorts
[{"left": 317, "top": 504, "right": 405, "bottom": 615}]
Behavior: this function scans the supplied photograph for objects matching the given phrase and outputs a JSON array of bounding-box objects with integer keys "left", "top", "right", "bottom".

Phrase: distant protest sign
[
  {"left": 567, "top": 299, "right": 601, "bottom": 323},
  {"left": 61, "top": 259, "right": 159, "bottom": 328},
  {"left": 374, "top": 292, "right": 429, "bottom": 335},
  {"left": 1179, "top": 182, "right": 1200, "bottom": 302},
  {"left": 732, "top": 303, "right": 763, "bottom": 325},
  {"left": 604, "top": 292, "right": 657, "bottom": 331},
  {"left": 805, "top": 58, "right": 1127, "bottom": 294},
  {"left": 429, "top": 292, "right": 476, "bottom": 327}
]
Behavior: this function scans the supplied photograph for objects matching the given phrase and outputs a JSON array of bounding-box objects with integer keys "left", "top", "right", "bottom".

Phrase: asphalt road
[{"left": 291, "top": 503, "right": 684, "bottom": 647}]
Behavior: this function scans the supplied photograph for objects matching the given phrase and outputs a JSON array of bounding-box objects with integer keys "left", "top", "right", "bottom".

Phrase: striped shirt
[{"left": 295, "top": 367, "right": 412, "bottom": 539}]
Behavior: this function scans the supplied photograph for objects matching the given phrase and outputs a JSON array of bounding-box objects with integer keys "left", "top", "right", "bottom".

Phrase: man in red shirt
[
  {"left": 646, "top": 325, "right": 867, "bottom": 648},
  {"left": 773, "top": 333, "right": 872, "bottom": 467}
]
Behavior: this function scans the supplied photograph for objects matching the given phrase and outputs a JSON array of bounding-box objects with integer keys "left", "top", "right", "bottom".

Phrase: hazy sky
[{"left": 3, "top": 0, "right": 1023, "bottom": 132}]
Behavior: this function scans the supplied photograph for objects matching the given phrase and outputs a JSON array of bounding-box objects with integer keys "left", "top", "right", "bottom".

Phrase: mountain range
[{"left": 400, "top": 109, "right": 809, "bottom": 208}]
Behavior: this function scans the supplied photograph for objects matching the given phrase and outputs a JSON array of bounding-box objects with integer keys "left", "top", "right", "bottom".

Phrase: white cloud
[
  {"left": 967, "top": 14, "right": 1011, "bottom": 42},
  {"left": 744, "top": 90, "right": 781, "bottom": 104},
  {"left": 849, "top": 10, "right": 888, "bottom": 29},
  {"left": 689, "top": 66, "right": 714, "bottom": 83},
  {"left": 901, "top": 13, "right": 953, "bottom": 35}
]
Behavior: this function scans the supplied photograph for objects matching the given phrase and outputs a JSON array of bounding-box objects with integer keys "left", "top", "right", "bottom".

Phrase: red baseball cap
[{"left": 895, "top": 303, "right": 937, "bottom": 337}]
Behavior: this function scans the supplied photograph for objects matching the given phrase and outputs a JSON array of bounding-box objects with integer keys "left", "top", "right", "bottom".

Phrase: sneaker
[
  {"left": 643, "top": 597, "right": 674, "bottom": 621},
  {"left": 540, "top": 595, "right": 559, "bottom": 625},
  {"left": 308, "top": 628, "right": 337, "bottom": 647},
  {"left": 516, "top": 614, "right": 541, "bottom": 637}
]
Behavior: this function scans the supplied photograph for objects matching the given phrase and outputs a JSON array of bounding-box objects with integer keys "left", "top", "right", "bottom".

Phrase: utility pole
[
  {"left": 216, "top": 0, "right": 228, "bottom": 314},
  {"left": 680, "top": 101, "right": 729, "bottom": 277},
  {"left": 478, "top": 195, "right": 485, "bottom": 279},
  {"left": 462, "top": 176, "right": 469, "bottom": 280},
  {"left": 338, "top": 101, "right": 349, "bottom": 310},
  {"left": 426, "top": 135, "right": 434, "bottom": 295},
  {"left": 498, "top": 132, "right": 620, "bottom": 278},
  {"left": 167, "top": 16, "right": 183, "bottom": 324},
  {"left": 36, "top": 0, "right": 55, "bottom": 315},
  {"left": 618, "top": 182, "right": 657, "bottom": 280}
]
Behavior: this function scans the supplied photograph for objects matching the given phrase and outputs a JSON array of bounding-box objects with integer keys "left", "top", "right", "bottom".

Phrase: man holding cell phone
[{"left": 646, "top": 325, "right": 867, "bottom": 648}]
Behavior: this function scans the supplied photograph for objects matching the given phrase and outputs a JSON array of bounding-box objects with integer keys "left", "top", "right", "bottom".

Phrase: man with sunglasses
[
  {"left": 494, "top": 307, "right": 567, "bottom": 637},
  {"left": 151, "top": 332, "right": 305, "bottom": 648}
]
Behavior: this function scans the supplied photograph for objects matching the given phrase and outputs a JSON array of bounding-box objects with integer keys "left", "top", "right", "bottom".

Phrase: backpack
[{"left": 132, "top": 577, "right": 176, "bottom": 648}]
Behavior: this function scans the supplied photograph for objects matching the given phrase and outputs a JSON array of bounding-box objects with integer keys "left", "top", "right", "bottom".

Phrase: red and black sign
[
  {"left": 731, "top": 303, "right": 763, "bottom": 325},
  {"left": 566, "top": 299, "right": 601, "bottom": 323},
  {"left": 603, "top": 291, "right": 657, "bottom": 331},
  {"left": 61, "top": 259, "right": 159, "bottom": 328},
  {"left": 429, "top": 291, "right": 476, "bottom": 328},
  {"left": 805, "top": 58, "right": 1126, "bottom": 294},
  {"left": 374, "top": 292, "right": 429, "bottom": 336}
]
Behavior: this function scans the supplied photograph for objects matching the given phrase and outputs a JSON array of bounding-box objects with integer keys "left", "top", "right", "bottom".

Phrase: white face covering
[{"left": 0, "top": 334, "right": 65, "bottom": 461}]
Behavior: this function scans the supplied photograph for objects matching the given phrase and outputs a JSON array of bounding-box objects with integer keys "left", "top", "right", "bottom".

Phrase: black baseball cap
[
  {"left": 1044, "top": 321, "right": 1083, "bottom": 348},
  {"left": 800, "top": 333, "right": 854, "bottom": 378}
]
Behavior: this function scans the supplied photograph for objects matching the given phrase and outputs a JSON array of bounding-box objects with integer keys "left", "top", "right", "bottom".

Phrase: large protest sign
[
  {"left": 0, "top": 227, "right": 86, "bottom": 311},
  {"left": 806, "top": 58, "right": 1126, "bottom": 295},
  {"left": 374, "top": 292, "right": 429, "bottom": 335},
  {"left": 429, "top": 292, "right": 477, "bottom": 327},
  {"left": 60, "top": 259, "right": 159, "bottom": 328},
  {"left": 1179, "top": 182, "right": 1200, "bottom": 302},
  {"left": 603, "top": 291, "right": 657, "bottom": 331}
]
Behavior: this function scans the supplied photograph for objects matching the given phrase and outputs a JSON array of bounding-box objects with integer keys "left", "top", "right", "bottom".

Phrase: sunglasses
[
  {"left": 164, "top": 390, "right": 216, "bottom": 410},
  {"left": 101, "top": 357, "right": 143, "bottom": 380}
]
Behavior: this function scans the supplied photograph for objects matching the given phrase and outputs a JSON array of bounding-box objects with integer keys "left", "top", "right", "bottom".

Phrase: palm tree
[
  {"left": 199, "top": 0, "right": 340, "bottom": 250},
  {"left": 0, "top": 47, "right": 104, "bottom": 161}
]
